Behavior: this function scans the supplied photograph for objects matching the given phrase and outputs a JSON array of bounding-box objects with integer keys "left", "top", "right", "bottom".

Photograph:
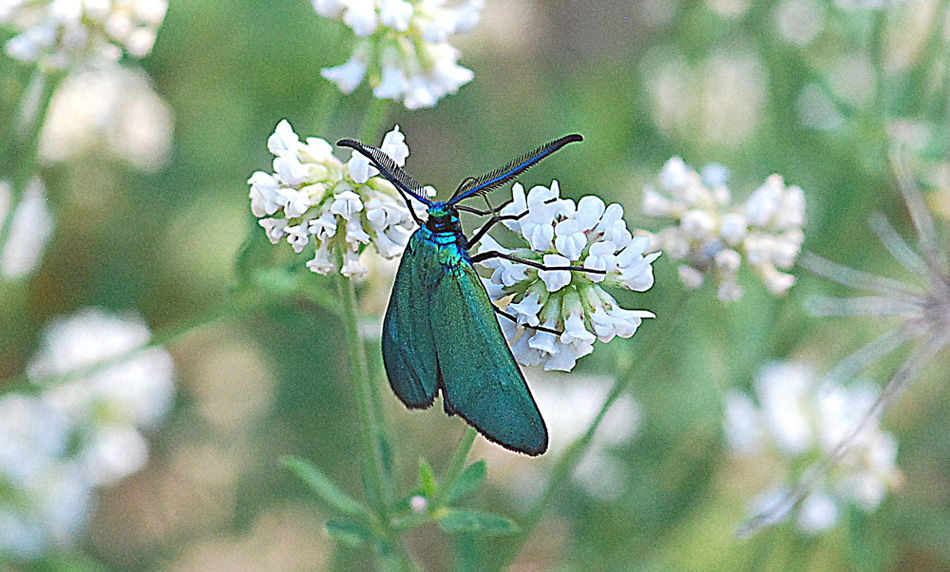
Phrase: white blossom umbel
[
  {"left": 41, "top": 65, "right": 173, "bottom": 170},
  {"left": 249, "top": 120, "right": 416, "bottom": 279},
  {"left": 0, "top": 308, "right": 175, "bottom": 559},
  {"left": 477, "top": 181, "right": 659, "bottom": 372},
  {"left": 725, "top": 362, "right": 901, "bottom": 536},
  {"left": 314, "top": 0, "right": 483, "bottom": 109},
  {"left": 0, "top": 0, "right": 168, "bottom": 69},
  {"left": 643, "top": 157, "right": 805, "bottom": 302},
  {"left": 0, "top": 179, "right": 53, "bottom": 280}
]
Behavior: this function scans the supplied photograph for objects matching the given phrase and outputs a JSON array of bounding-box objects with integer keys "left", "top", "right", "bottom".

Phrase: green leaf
[
  {"left": 419, "top": 458, "right": 437, "bottom": 497},
  {"left": 326, "top": 519, "right": 375, "bottom": 547},
  {"left": 437, "top": 509, "right": 520, "bottom": 536},
  {"left": 282, "top": 456, "right": 369, "bottom": 518},
  {"left": 448, "top": 460, "right": 486, "bottom": 504}
]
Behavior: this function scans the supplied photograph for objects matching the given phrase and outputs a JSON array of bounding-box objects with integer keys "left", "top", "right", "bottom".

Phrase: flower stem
[
  {"left": 432, "top": 426, "right": 478, "bottom": 510},
  {"left": 337, "top": 273, "right": 389, "bottom": 511},
  {"left": 358, "top": 98, "right": 391, "bottom": 143},
  {"left": 494, "top": 293, "right": 692, "bottom": 569},
  {"left": 0, "top": 69, "right": 65, "bottom": 263},
  {"left": 336, "top": 273, "right": 419, "bottom": 571}
]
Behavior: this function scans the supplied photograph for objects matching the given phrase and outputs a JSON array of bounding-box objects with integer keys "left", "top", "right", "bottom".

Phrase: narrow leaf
[
  {"left": 326, "top": 519, "right": 374, "bottom": 547},
  {"left": 282, "top": 456, "right": 369, "bottom": 518},
  {"left": 437, "top": 509, "right": 520, "bottom": 536},
  {"left": 448, "top": 461, "right": 487, "bottom": 504},
  {"left": 419, "top": 458, "right": 437, "bottom": 497}
]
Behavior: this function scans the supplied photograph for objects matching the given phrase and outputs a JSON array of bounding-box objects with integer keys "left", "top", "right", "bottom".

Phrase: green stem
[
  {"left": 338, "top": 272, "right": 389, "bottom": 513},
  {"left": 869, "top": 10, "right": 886, "bottom": 127},
  {"left": 432, "top": 426, "right": 478, "bottom": 510},
  {"left": 494, "top": 293, "right": 692, "bottom": 569},
  {"left": 0, "top": 70, "right": 65, "bottom": 263},
  {"left": 336, "top": 273, "right": 418, "bottom": 571},
  {"left": 312, "top": 83, "right": 342, "bottom": 136},
  {"left": 358, "top": 98, "right": 391, "bottom": 143}
]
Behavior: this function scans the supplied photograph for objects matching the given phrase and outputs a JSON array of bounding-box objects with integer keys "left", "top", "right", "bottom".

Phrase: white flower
[
  {"left": 797, "top": 492, "right": 838, "bottom": 534},
  {"left": 0, "top": 308, "right": 175, "bottom": 557},
  {"left": 314, "top": 0, "right": 482, "bottom": 109},
  {"left": 40, "top": 65, "right": 173, "bottom": 171},
  {"left": 260, "top": 217, "right": 290, "bottom": 244},
  {"left": 478, "top": 181, "right": 658, "bottom": 371},
  {"left": 320, "top": 42, "right": 370, "bottom": 94},
  {"left": 644, "top": 157, "right": 805, "bottom": 302},
  {"left": 538, "top": 254, "right": 572, "bottom": 292},
  {"left": 379, "top": 0, "right": 413, "bottom": 31},
  {"left": 29, "top": 308, "right": 176, "bottom": 429},
  {"left": 348, "top": 124, "right": 410, "bottom": 183},
  {"left": 0, "top": 179, "right": 53, "bottom": 280},
  {"left": 1, "top": 0, "right": 168, "bottom": 68},
  {"left": 343, "top": 0, "right": 379, "bottom": 36},
  {"left": 250, "top": 121, "right": 416, "bottom": 278},
  {"left": 729, "top": 361, "right": 902, "bottom": 536}
]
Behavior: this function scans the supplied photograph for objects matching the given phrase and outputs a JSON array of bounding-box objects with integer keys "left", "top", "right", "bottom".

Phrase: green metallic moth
[{"left": 338, "top": 135, "right": 599, "bottom": 455}]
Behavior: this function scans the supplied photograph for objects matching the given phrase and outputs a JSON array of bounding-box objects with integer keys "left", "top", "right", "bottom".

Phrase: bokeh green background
[{"left": 3, "top": 0, "right": 950, "bottom": 570}]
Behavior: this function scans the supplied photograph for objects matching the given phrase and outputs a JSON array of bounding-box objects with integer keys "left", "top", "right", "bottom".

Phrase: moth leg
[
  {"left": 492, "top": 305, "right": 563, "bottom": 335},
  {"left": 471, "top": 250, "right": 607, "bottom": 276},
  {"left": 456, "top": 198, "right": 514, "bottom": 217},
  {"left": 463, "top": 197, "right": 558, "bottom": 249}
]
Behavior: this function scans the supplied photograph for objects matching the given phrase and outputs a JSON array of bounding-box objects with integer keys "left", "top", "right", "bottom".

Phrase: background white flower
[
  {"left": 249, "top": 120, "right": 416, "bottom": 279},
  {"left": 477, "top": 181, "right": 659, "bottom": 371},
  {"left": 315, "top": 0, "right": 483, "bottom": 109},
  {"left": 0, "top": 179, "right": 53, "bottom": 280},
  {"left": 40, "top": 65, "right": 173, "bottom": 171},
  {"left": 0, "top": 0, "right": 168, "bottom": 69},
  {"left": 725, "top": 361, "right": 901, "bottom": 535},
  {"left": 0, "top": 307, "right": 175, "bottom": 559},
  {"left": 643, "top": 157, "right": 805, "bottom": 302}
]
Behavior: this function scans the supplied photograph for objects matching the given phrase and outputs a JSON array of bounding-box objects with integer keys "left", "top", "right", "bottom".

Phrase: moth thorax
[{"left": 425, "top": 204, "right": 461, "bottom": 234}]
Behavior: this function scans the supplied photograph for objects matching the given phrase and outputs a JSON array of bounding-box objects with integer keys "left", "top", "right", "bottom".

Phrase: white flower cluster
[
  {"left": 0, "top": 0, "right": 168, "bottom": 69},
  {"left": 478, "top": 181, "right": 659, "bottom": 372},
  {"left": 314, "top": 0, "right": 482, "bottom": 109},
  {"left": 249, "top": 120, "right": 417, "bottom": 279},
  {"left": 0, "top": 308, "right": 175, "bottom": 559},
  {"left": 0, "top": 179, "right": 53, "bottom": 280},
  {"left": 643, "top": 157, "right": 805, "bottom": 302},
  {"left": 725, "top": 362, "right": 901, "bottom": 535},
  {"left": 41, "top": 65, "right": 173, "bottom": 171}
]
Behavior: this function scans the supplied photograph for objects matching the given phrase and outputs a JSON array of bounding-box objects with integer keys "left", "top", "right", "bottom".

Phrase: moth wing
[
  {"left": 381, "top": 234, "right": 440, "bottom": 408},
  {"left": 431, "top": 262, "right": 548, "bottom": 456}
]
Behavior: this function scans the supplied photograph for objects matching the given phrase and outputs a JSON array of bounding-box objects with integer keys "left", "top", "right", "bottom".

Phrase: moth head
[{"left": 425, "top": 202, "right": 461, "bottom": 233}]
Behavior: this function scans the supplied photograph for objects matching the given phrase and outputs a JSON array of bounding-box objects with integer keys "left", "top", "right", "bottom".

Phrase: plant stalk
[
  {"left": 432, "top": 426, "right": 478, "bottom": 510},
  {"left": 337, "top": 273, "right": 419, "bottom": 571}
]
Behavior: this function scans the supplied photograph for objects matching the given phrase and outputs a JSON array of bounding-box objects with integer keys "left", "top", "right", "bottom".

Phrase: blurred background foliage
[{"left": 3, "top": 0, "right": 950, "bottom": 570}]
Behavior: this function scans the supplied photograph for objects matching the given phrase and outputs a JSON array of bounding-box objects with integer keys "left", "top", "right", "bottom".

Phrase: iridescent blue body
[{"left": 381, "top": 203, "right": 548, "bottom": 455}]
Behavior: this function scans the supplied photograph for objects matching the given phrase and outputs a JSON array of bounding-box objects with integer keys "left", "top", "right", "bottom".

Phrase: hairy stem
[
  {"left": 337, "top": 273, "right": 418, "bottom": 571},
  {"left": 432, "top": 426, "right": 478, "bottom": 510}
]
